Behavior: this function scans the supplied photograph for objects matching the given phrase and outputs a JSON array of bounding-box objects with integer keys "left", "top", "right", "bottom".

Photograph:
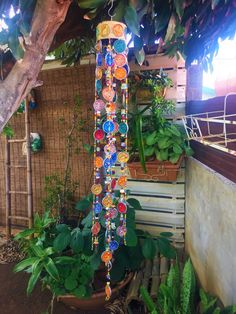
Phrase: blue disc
[
  {"left": 96, "top": 53, "right": 103, "bottom": 66},
  {"left": 103, "top": 158, "right": 112, "bottom": 169},
  {"left": 29, "top": 101, "right": 37, "bottom": 109},
  {"left": 105, "top": 53, "right": 114, "bottom": 66},
  {"left": 103, "top": 120, "right": 115, "bottom": 133},
  {"left": 119, "top": 122, "right": 128, "bottom": 134},
  {"left": 94, "top": 202, "right": 102, "bottom": 214},
  {"left": 96, "top": 80, "right": 102, "bottom": 92},
  {"left": 111, "top": 153, "right": 117, "bottom": 164},
  {"left": 109, "top": 240, "right": 119, "bottom": 251},
  {"left": 113, "top": 39, "right": 127, "bottom": 54}
]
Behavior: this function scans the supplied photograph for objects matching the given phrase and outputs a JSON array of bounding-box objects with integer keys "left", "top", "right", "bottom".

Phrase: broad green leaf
[
  {"left": 54, "top": 256, "right": 76, "bottom": 265},
  {"left": 169, "top": 153, "right": 180, "bottom": 164},
  {"left": 30, "top": 244, "right": 45, "bottom": 257},
  {"left": 78, "top": 0, "right": 105, "bottom": 9},
  {"left": 14, "top": 257, "right": 39, "bottom": 272},
  {"left": 44, "top": 257, "right": 59, "bottom": 280},
  {"left": 146, "top": 131, "right": 157, "bottom": 146},
  {"left": 144, "top": 146, "right": 155, "bottom": 157},
  {"left": 164, "top": 14, "right": 176, "bottom": 42},
  {"left": 173, "top": 144, "right": 183, "bottom": 154},
  {"left": 90, "top": 253, "right": 101, "bottom": 271},
  {"left": 158, "top": 138, "right": 169, "bottom": 149},
  {"left": 174, "top": 0, "right": 184, "bottom": 19},
  {"left": 70, "top": 228, "right": 84, "bottom": 253},
  {"left": 142, "top": 238, "right": 156, "bottom": 260},
  {"left": 75, "top": 199, "right": 91, "bottom": 211},
  {"left": 126, "top": 228, "right": 138, "bottom": 247},
  {"left": 113, "top": 0, "right": 126, "bottom": 21},
  {"left": 65, "top": 276, "right": 78, "bottom": 291},
  {"left": 14, "top": 228, "right": 35, "bottom": 240},
  {"left": 27, "top": 263, "right": 43, "bottom": 295},
  {"left": 53, "top": 231, "right": 71, "bottom": 252},
  {"left": 157, "top": 237, "right": 176, "bottom": 259},
  {"left": 160, "top": 149, "right": 168, "bottom": 161},
  {"left": 134, "top": 47, "right": 145, "bottom": 66},
  {"left": 73, "top": 285, "right": 86, "bottom": 297},
  {"left": 127, "top": 198, "right": 142, "bottom": 210},
  {"left": 56, "top": 224, "right": 69, "bottom": 233},
  {"left": 124, "top": 5, "right": 140, "bottom": 36}
]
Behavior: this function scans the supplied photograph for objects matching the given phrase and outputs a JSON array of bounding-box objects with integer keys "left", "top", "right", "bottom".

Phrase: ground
[{"left": 0, "top": 263, "right": 111, "bottom": 314}]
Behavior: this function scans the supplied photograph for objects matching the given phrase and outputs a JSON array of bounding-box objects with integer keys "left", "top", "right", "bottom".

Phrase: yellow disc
[
  {"left": 117, "top": 176, "right": 127, "bottom": 187},
  {"left": 102, "top": 195, "right": 113, "bottom": 208},
  {"left": 95, "top": 67, "right": 103, "bottom": 80},
  {"left": 117, "top": 152, "right": 129, "bottom": 163},
  {"left": 91, "top": 184, "right": 102, "bottom": 195},
  {"left": 95, "top": 156, "right": 103, "bottom": 168},
  {"left": 112, "top": 24, "right": 124, "bottom": 37},
  {"left": 100, "top": 23, "right": 110, "bottom": 37}
]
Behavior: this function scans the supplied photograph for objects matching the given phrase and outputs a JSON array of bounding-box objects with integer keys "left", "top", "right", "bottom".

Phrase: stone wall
[{"left": 186, "top": 158, "right": 236, "bottom": 305}]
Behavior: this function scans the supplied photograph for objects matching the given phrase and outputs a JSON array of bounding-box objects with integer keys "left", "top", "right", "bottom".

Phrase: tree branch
[{"left": 0, "top": 0, "right": 72, "bottom": 132}]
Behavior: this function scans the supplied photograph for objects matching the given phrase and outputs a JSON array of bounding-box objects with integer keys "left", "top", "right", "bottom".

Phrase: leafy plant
[
  {"left": 129, "top": 69, "right": 193, "bottom": 172},
  {"left": 140, "top": 258, "right": 236, "bottom": 314}
]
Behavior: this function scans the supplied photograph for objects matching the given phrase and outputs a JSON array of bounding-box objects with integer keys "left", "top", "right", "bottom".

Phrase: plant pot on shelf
[
  {"left": 128, "top": 155, "right": 184, "bottom": 182},
  {"left": 136, "top": 86, "right": 167, "bottom": 102},
  {"left": 57, "top": 272, "right": 133, "bottom": 311}
]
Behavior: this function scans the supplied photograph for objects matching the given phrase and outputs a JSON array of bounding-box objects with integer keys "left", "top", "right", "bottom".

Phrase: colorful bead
[
  {"left": 91, "top": 184, "right": 102, "bottom": 195},
  {"left": 102, "top": 195, "right": 113, "bottom": 208},
  {"left": 109, "top": 240, "right": 119, "bottom": 251},
  {"left": 94, "top": 202, "right": 102, "bottom": 214},
  {"left": 117, "top": 152, "right": 129, "bottom": 163},
  {"left": 101, "top": 251, "right": 112, "bottom": 263},
  {"left": 117, "top": 202, "right": 127, "bottom": 214},
  {"left": 103, "top": 120, "right": 115, "bottom": 133},
  {"left": 113, "top": 39, "right": 127, "bottom": 53},
  {"left": 119, "top": 122, "right": 129, "bottom": 134},
  {"left": 94, "top": 129, "right": 105, "bottom": 141}
]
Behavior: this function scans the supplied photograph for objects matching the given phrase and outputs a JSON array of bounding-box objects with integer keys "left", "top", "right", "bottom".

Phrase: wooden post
[
  {"left": 5, "top": 137, "right": 11, "bottom": 239},
  {"left": 25, "top": 99, "right": 33, "bottom": 228}
]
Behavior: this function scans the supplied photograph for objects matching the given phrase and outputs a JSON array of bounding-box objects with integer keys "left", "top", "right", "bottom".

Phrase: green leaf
[
  {"left": 173, "top": 144, "right": 183, "bottom": 154},
  {"left": 30, "top": 244, "right": 45, "bottom": 258},
  {"left": 146, "top": 131, "right": 157, "bottom": 146},
  {"left": 169, "top": 154, "right": 180, "bottom": 164},
  {"left": 73, "top": 285, "right": 86, "bottom": 298},
  {"left": 44, "top": 257, "right": 59, "bottom": 280},
  {"left": 56, "top": 224, "right": 69, "bottom": 233},
  {"left": 135, "top": 114, "right": 146, "bottom": 172},
  {"left": 75, "top": 199, "right": 91, "bottom": 211},
  {"left": 127, "top": 198, "right": 142, "bottom": 210},
  {"left": 53, "top": 231, "right": 71, "bottom": 252},
  {"left": 124, "top": 5, "right": 140, "bottom": 36},
  {"left": 70, "top": 228, "right": 84, "bottom": 253},
  {"left": 54, "top": 256, "right": 76, "bottom": 265},
  {"left": 157, "top": 237, "right": 176, "bottom": 259},
  {"left": 65, "top": 276, "right": 78, "bottom": 291},
  {"left": 90, "top": 253, "right": 101, "bottom": 271},
  {"left": 140, "top": 286, "right": 158, "bottom": 314},
  {"left": 14, "top": 257, "right": 39, "bottom": 272},
  {"left": 174, "top": 0, "right": 184, "bottom": 19},
  {"left": 8, "top": 27, "right": 24, "bottom": 60},
  {"left": 181, "top": 259, "right": 196, "bottom": 314},
  {"left": 78, "top": 0, "right": 105, "bottom": 9},
  {"left": 134, "top": 47, "right": 145, "bottom": 66},
  {"left": 126, "top": 228, "right": 138, "bottom": 247},
  {"left": 27, "top": 263, "right": 43, "bottom": 295},
  {"left": 142, "top": 238, "right": 156, "bottom": 260},
  {"left": 14, "top": 228, "right": 35, "bottom": 240},
  {"left": 160, "top": 149, "right": 168, "bottom": 161},
  {"left": 113, "top": 0, "right": 126, "bottom": 21},
  {"left": 144, "top": 146, "right": 155, "bottom": 157}
]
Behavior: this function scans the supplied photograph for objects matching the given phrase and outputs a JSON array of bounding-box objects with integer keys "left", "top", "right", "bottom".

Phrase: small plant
[{"left": 140, "top": 259, "right": 236, "bottom": 314}]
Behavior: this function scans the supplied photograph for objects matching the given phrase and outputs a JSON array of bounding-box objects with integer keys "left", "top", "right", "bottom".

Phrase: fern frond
[{"left": 181, "top": 259, "right": 196, "bottom": 314}]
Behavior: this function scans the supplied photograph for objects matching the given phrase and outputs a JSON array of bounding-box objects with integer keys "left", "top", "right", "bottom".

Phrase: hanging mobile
[{"left": 91, "top": 2, "right": 129, "bottom": 301}]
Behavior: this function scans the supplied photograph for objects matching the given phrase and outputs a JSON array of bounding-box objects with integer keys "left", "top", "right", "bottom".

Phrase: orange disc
[
  {"left": 101, "top": 23, "right": 110, "bottom": 37},
  {"left": 117, "top": 176, "right": 127, "bottom": 187},
  {"left": 95, "top": 67, "right": 103, "bottom": 80},
  {"left": 117, "top": 152, "right": 129, "bottom": 163},
  {"left": 113, "top": 24, "right": 124, "bottom": 37},
  {"left": 114, "top": 67, "right": 127, "bottom": 80},
  {"left": 102, "top": 195, "right": 113, "bottom": 208},
  {"left": 95, "top": 156, "right": 103, "bottom": 168},
  {"left": 114, "top": 54, "right": 127, "bottom": 67},
  {"left": 105, "top": 283, "right": 112, "bottom": 301},
  {"left": 101, "top": 251, "right": 112, "bottom": 263},
  {"left": 106, "top": 102, "right": 116, "bottom": 113},
  {"left": 91, "top": 184, "right": 102, "bottom": 195}
]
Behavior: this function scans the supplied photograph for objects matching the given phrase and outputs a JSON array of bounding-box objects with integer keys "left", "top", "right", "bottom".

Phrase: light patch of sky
[{"left": 203, "top": 35, "right": 236, "bottom": 98}]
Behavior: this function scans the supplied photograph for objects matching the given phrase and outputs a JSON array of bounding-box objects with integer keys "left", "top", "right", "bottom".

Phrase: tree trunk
[{"left": 0, "top": 0, "right": 71, "bottom": 132}]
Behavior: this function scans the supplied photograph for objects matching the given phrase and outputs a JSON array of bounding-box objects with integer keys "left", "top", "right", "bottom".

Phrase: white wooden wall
[{"left": 129, "top": 54, "right": 186, "bottom": 246}]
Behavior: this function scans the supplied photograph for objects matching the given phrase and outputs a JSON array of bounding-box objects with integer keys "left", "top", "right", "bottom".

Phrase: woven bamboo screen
[{"left": 0, "top": 65, "right": 95, "bottom": 226}]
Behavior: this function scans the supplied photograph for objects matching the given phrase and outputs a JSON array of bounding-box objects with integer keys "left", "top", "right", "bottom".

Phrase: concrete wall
[{"left": 186, "top": 158, "right": 236, "bottom": 305}]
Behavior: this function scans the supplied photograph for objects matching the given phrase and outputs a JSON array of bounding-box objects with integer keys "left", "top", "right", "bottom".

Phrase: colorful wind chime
[{"left": 91, "top": 20, "right": 129, "bottom": 300}]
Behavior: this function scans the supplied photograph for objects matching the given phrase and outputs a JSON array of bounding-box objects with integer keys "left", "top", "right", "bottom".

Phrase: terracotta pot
[
  {"left": 57, "top": 272, "right": 133, "bottom": 311},
  {"left": 128, "top": 155, "right": 183, "bottom": 182}
]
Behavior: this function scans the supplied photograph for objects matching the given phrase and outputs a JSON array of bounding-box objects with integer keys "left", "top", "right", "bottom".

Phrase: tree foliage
[{"left": 1, "top": 0, "right": 236, "bottom": 72}]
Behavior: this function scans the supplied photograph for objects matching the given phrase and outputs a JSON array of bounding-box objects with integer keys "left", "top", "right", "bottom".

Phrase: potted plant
[
  {"left": 14, "top": 194, "right": 175, "bottom": 312},
  {"left": 128, "top": 70, "right": 193, "bottom": 181}
]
